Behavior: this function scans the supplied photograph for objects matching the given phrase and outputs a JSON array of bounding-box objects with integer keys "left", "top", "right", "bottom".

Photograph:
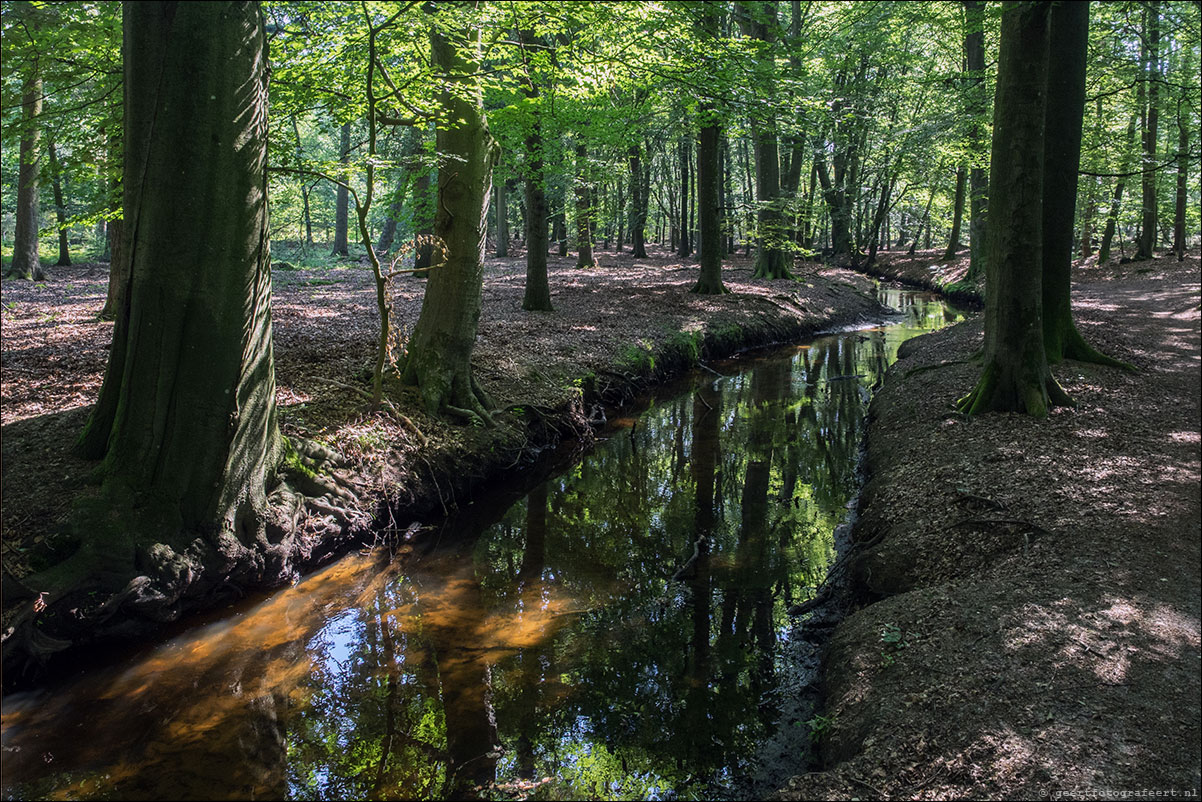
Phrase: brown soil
[
  {"left": 0, "top": 245, "right": 881, "bottom": 679},
  {"left": 779, "top": 249, "right": 1202, "bottom": 800}
]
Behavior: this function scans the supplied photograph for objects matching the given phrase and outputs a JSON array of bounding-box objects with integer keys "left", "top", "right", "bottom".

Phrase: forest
[{"left": 1, "top": 1, "right": 1200, "bottom": 800}]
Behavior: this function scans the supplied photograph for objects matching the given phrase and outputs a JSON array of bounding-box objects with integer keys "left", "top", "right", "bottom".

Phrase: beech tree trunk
[
  {"left": 629, "top": 144, "right": 648, "bottom": 257},
  {"left": 1135, "top": 0, "right": 1159, "bottom": 260},
  {"left": 48, "top": 140, "right": 71, "bottom": 267},
  {"left": 1040, "top": 0, "right": 1125, "bottom": 370},
  {"left": 678, "top": 136, "right": 691, "bottom": 257},
  {"left": 8, "top": 67, "right": 44, "bottom": 281},
  {"left": 964, "top": 0, "right": 988, "bottom": 283},
  {"left": 574, "top": 142, "right": 595, "bottom": 268},
  {"left": 402, "top": 11, "right": 496, "bottom": 423},
  {"left": 496, "top": 179, "right": 509, "bottom": 257},
  {"left": 332, "top": 121, "right": 350, "bottom": 256},
  {"left": 1173, "top": 104, "right": 1188, "bottom": 261},
  {"left": 1098, "top": 115, "right": 1137, "bottom": 265},
  {"left": 693, "top": 5, "right": 727, "bottom": 295},
  {"left": 943, "top": 165, "right": 966, "bottom": 259},
  {"left": 959, "top": 1, "right": 1070, "bottom": 417}
]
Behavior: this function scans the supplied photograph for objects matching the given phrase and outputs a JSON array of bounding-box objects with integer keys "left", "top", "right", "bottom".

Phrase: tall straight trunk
[
  {"left": 1173, "top": 104, "right": 1188, "bottom": 260},
  {"left": 290, "top": 115, "right": 313, "bottom": 246},
  {"left": 1098, "top": 115, "right": 1137, "bottom": 265},
  {"left": 1080, "top": 176, "right": 1097, "bottom": 258},
  {"left": 375, "top": 172, "right": 407, "bottom": 254},
  {"left": 574, "top": 143, "right": 595, "bottom": 268},
  {"left": 100, "top": 120, "right": 126, "bottom": 320},
  {"left": 1136, "top": 0, "right": 1160, "bottom": 259},
  {"left": 815, "top": 154, "right": 852, "bottom": 258},
  {"left": 494, "top": 181, "right": 508, "bottom": 257},
  {"left": 79, "top": 0, "right": 282, "bottom": 535},
  {"left": 959, "top": 1, "right": 1070, "bottom": 417},
  {"left": 403, "top": 10, "right": 496, "bottom": 423},
  {"left": 943, "top": 165, "right": 967, "bottom": 258},
  {"left": 741, "top": 136, "right": 753, "bottom": 255},
  {"left": 692, "top": 3, "right": 726, "bottom": 294},
  {"left": 909, "top": 171, "right": 939, "bottom": 255},
  {"left": 8, "top": 66, "right": 44, "bottom": 280},
  {"left": 522, "top": 109, "right": 552, "bottom": 310},
  {"left": 1040, "top": 0, "right": 1124, "bottom": 369},
  {"left": 48, "top": 140, "right": 71, "bottom": 266},
  {"left": 802, "top": 161, "right": 817, "bottom": 250},
  {"left": 723, "top": 134, "right": 736, "bottom": 253},
  {"left": 615, "top": 177, "right": 625, "bottom": 251},
  {"left": 740, "top": 1, "right": 791, "bottom": 279},
  {"left": 964, "top": 0, "right": 988, "bottom": 282},
  {"left": 553, "top": 209, "right": 567, "bottom": 256},
  {"left": 629, "top": 144, "right": 647, "bottom": 257},
  {"left": 332, "top": 121, "right": 350, "bottom": 256},
  {"left": 678, "top": 136, "right": 691, "bottom": 257}
]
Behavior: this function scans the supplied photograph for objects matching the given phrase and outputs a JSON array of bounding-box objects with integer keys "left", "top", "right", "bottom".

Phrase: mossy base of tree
[
  {"left": 690, "top": 279, "right": 729, "bottom": 295},
  {"left": 1046, "top": 323, "right": 1137, "bottom": 372},
  {"left": 956, "top": 361, "right": 1075, "bottom": 417}
]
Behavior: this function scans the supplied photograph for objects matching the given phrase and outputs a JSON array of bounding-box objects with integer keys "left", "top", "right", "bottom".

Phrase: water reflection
[{"left": 1, "top": 287, "right": 963, "bottom": 801}]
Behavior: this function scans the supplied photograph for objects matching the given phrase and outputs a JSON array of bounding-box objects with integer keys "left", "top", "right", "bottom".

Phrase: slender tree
[
  {"left": 1135, "top": 0, "right": 1160, "bottom": 260},
  {"left": 7, "top": 16, "right": 45, "bottom": 281},
  {"left": 47, "top": 140, "right": 71, "bottom": 267},
  {"left": 963, "top": 0, "right": 988, "bottom": 282},
  {"left": 332, "top": 121, "right": 351, "bottom": 256},
  {"left": 692, "top": 1, "right": 728, "bottom": 294},
  {"left": 574, "top": 142, "right": 596, "bottom": 268}
]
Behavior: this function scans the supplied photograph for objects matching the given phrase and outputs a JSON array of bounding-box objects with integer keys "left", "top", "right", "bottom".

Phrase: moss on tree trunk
[{"left": 402, "top": 12, "right": 497, "bottom": 424}]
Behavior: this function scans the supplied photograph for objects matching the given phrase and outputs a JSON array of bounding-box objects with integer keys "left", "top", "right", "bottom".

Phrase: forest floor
[
  {"left": 0, "top": 243, "right": 881, "bottom": 666},
  {"left": 778, "top": 248, "right": 1202, "bottom": 800}
]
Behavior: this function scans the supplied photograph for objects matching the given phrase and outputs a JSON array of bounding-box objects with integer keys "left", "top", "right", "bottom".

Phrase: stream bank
[
  {"left": 777, "top": 251, "right": 1201, "bottom": 799},
  {"left": 1, "top": 247, "right": 883, "bottom": 690}
]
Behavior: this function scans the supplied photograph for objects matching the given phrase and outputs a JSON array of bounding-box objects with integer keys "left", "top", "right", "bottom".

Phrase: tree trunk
[
  {"left": 100, "top": 120, "right": 126, "bottom": 319},
  {"left": 629, "top": 144, "right": 648, "bottom": 257},
  {"left": 815, "top": 154, "right": 852, "bottom": 259},
  {"left": 75, "top": 0, "right": 282, "bottom": 565},
  {"left": 48, "top": 140, "right": 71, "bottom": 267},
  {"left": 1173, "top": 103, "right": 1188, "bottom": 261},
  {"left": 1040, "top": 1, "right": 1127, "bottom": 369},
  {"left": 413, "top": 150, "right": 434, "bottom": 275},
  {"left": 403, "top": 12, "right": 496, "bottom": 424},
  {"left": 8, "top": 66, "right": 44, "bottom": 281},
  {"left": 332, "top": 121, "right": 350, "bottom": 256},
  {"left": 964, "top": 0, "right": 988, "bottom": 283},
  {"left": 678, "top": 136, "right": 691, "bottom": 257},
  {"left": 740, "top": 1, "right": 791, "bottom": 279},
  {"left": 522, "top": 120, "right": 552, "bottom": 310},
  {"left": 943, "top": 165, "right": 967, "bottom": 259},
  {"left": 574, "top": 142, "right": 596, "bottom": 268},
  {"left": 693, "top": 6, "right": 727, "bottom": 295},
  {"left": 1098, "top": 115, "right": 1137, "bottom": 265},
  {"left": 958, "top": 1, "right": 1070, "bottom": 417},
  {"left": 1135, "top": 0, "right": 1159, "bottom": 260},
  {"left": 290, "top": 115, "right": 313, "bottom": 246},
  {"left": 496, "top": 179, "right": 509, "bottom": 257}
]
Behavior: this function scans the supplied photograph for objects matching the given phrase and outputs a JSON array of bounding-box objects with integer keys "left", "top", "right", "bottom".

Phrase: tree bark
[
  {"left": 403, "top": 10, "right": 497, "bottom": 424},
  {"left": 943, "top": 165, "right": 967, "bottom": 259},
  {"left": 496, "top": 179, "right": 509, "bottom": 257},
  {"left": 574, "top": 142, "right": 596, "bottom": 268},
  {"left": 959, "top": 1, "right": 1070, "bottom": 417},
  {"left": 1173, "top": 102, "right": 1188, "bottom": 261},
  {"left": 693, "top": 5, "right": 727, "bottom": 295},
  {"left": 629, "top": 144, "right": 648, "bottom": 257},
  {"left": 77, "top": 0, "right": 282, "bottom": 551},
  {"left": 1098, "top": 115, "right": 1137, "bottom": 265},
  {"left": 1135, "top": 0, "right": 1160, "bottom": 260},
  {"left": 8, "top": 64, "right": 44, "bottom": 280},
  {"left": 1040, "top": 0, "right": 1126, "bottom": 369},
  {"left": 522, "top": 118, "right": 552, "bottom": 309},
  {"left": 48, "top": 140, "right": 71, "bottom": 267},
  {"left": 740, "top": 0, "right": 791, "bottom": 278},
  {"left": 678, "top": 136, "right": 691, "bottom": 257},
  {"left": 964, "top": 0, "right": 988, "bottom": 282},
  {"left": 332, "top": 121, "right": 350, "bottom": 256}
]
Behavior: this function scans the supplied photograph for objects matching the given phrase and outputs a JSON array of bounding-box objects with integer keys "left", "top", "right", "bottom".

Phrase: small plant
[
  {"left": 880, "top": 622, "right": 910, "bottom": 666},
  {"left": 805, "top": 713, "right": 837, "bottom": 743}
]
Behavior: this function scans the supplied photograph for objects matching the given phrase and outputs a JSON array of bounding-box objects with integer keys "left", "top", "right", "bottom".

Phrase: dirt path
[{"left": 779, "top": 252, "right": 1201, "bottom": 800}]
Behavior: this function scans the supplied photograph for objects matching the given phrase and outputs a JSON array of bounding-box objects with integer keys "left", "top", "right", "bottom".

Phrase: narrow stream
[{"left": 1, "top": 286, "right": 965, "bottom": 801}]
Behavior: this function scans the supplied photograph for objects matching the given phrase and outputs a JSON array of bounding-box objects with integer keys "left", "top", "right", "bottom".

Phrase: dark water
[{"left": 1, "top": 287, "right": 964, "bottom": 801}]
